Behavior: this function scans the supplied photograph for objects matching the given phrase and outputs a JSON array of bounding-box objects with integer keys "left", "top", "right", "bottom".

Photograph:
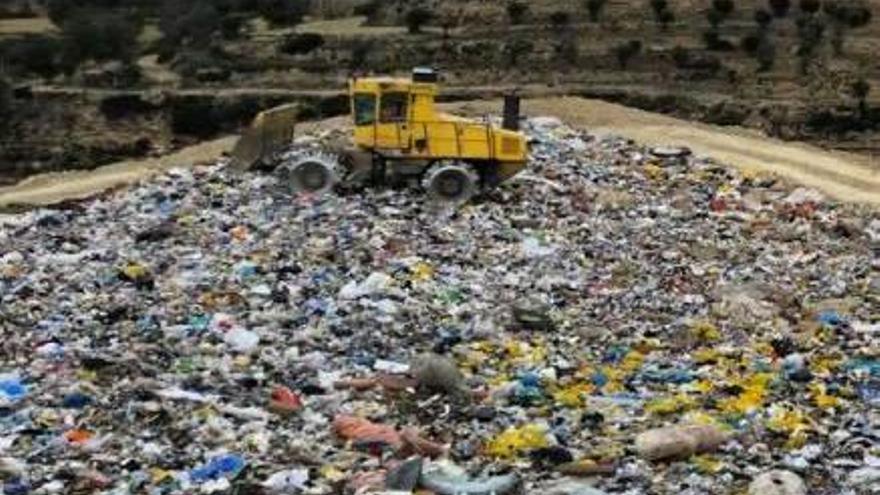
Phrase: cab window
[
  {"left": 354, "top": 93, "right": 376, "bottom": 126},
  {"left": 380, "top": 92, "right": 409, "bottom": 123}
]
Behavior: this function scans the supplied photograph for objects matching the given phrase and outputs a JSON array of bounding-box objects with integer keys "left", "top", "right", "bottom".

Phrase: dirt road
[
  {"left": 529, "top": 98, "right": 880, "bottom": 204},
  {"left": 1, "top": 97, "right": 878, "bottom": 208}
]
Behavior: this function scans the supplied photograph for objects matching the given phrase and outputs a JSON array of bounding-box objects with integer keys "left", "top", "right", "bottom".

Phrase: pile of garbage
[{"left": 1, "top": 117, "right": 878, "bottom": 495}]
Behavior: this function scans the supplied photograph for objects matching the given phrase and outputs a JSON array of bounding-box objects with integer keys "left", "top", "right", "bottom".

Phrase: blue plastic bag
[{"left": 190, "top": 454, "right": 246, "bottom": 483}]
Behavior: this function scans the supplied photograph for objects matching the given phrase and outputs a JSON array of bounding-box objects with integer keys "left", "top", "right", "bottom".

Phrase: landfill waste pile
[{"left": 1, "top": 117, "right": 879, "bottom": 495}]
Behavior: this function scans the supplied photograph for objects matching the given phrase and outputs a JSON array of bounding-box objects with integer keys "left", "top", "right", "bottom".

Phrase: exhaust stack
[{"left": 503, "top": 94, "right": 521, "bottom": 131}]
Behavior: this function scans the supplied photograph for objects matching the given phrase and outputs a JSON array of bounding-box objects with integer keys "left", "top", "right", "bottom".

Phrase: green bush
[
  {"left": 799, "top": 0, "right": 820, "bottom": 14},
  {"left": 505, "top": 38, "right": 533, "bottom": 66},
  {"left": 160, "top": 1, "right": 222, "bottom": 49},
  {"left": 585, "top": 0, "right": 607, "bottom": 22},
  {"left": 405, "top": 7, "right": 433, "bottom": 33},
  {"left": 0, "top": 77, "right": 11, "bottom": 120},
  {"left": 60, "top": 9, "right": 141, "bottom": 66},
  {"left": 769, "top": 0, "right": 791, "bottom": 17},
  {"left": 549, "top": 10, "right": 572, "bottom": 28},
  {"left": 280, "top": 33, "right": 325, "bottom": 55},
  {"left": 506, "top": 1, "right": 529, "bottom": 25},
  {"left": 0, "top": 36, "right": 66, "bottom": 78},
  {"left": 353, "top": 0, "right": 383, "bottom": 22},
  {"left": 613, "top": 40, "right": 642, "bottom": 69},
  {"left": 258, "top": 0, "right": 310, "bottom": 26}
]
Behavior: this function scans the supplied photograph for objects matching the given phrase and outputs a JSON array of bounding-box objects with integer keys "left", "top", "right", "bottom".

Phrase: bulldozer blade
[{"left": 229, "top": 103, "right": 300, "bottom": 172}]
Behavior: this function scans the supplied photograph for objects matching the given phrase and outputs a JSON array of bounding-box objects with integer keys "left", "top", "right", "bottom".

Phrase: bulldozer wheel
[
  {"left": 422, "top": 162, "right": 480, "bottom": 203},
  {"left": 277, "top": 152, "right": 341, "bottom": 195}
]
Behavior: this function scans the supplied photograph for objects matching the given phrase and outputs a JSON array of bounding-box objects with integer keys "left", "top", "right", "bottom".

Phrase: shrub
[
  {"left": 160, "top": 1, "right": 222, "bottom": 50},
  {"left": 507, "top": 1, "right": 529, "bottom": 25},
  {"left": 613, "top": 40, "right": 642, "bottom": 69},
  {"left": 658, "top": 8, "right": 675, "bottom": 30},
  {"left": 60, "top": 9, "right": 140, "bottom": 66},
  {"left": 258, "top": 0, "right": 310, "bottom": 26},
  {"left": 549, "top": 10, "right": 572, "bottom": 28},
  {"left": 769, "top": 0, "right": 791, "bottom": 17},
  {"left": 353, "top": 0, "right": 382, "bottom": 22},
  {"left": 220, "top": 13, "right": 248, "bottom": 39},
  {"left": 405, "top": 7, "right": 432, "bottom": 33},
  {"left": 851, "top": 78, "right": 871, "bottom": 114},
  {"left": 585, "top": 0, "right": 607, "bottom": 22},
  {"left": 0, "top": 76, "right": 11, "bottom": 119},
  {"left": 712, "top": 0, "right": 735, "bottom": 16},
  {"left": 280, "top": 32, "right": 325, "bottom": 55},
  {"left": 799, "top": 0, "right": 820, "bottom": 14},
  {"left": 0, "top": 35, "right": 65, "bottom": 78},
  {"left": 707, "top": 8, "right": 725, "bottom": 28},
  {"left": 349, "top": 39, "right": 375, "bottom": 69},
  {"left": 755, "top": 37, "right": 776, "bottom": 71},
  {"left": 795, "top": 13, "right": 824, "bottom": 73},
  {"left": 755, "top": 8, "right": 773, "bottom": 28},
  {"left": 505, "top": 38, "right": 534, "bottom": 66},
  {"left": 741, "top": 33, "right": 762, "bottom": 54},
  {"left": 704, "top": 29, "right": 735, "bottom": 50},
  {"left": 650, "top": 0, "right": 668, "bottom": 17}
]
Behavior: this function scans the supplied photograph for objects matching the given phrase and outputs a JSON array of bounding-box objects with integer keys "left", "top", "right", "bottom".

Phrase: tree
[
  {"left": 405, "top": 7, "right": 432, "bottom": 33},
  {"left": 0, "top": 76, "right": 11, "bottom": 119},
  {"left": 613, "top": 40, "right": 642, "bottom": 69},
  {"left": 160, "top": 1, "right": 222, "bottom": 50},
  {"left": 799, "top": 0, "right": 820, "bottom": 14},
  {"left": 754, "top": 8, "right": 773, "bottom": 29},
  {"left": 658, "top": 8, "right": 675, "bottom": 30},
  {"left": 507, "top": 1, "right": 529, "bottom": 25},
  {"left": 707, "top": 8, "right": 725, "bottom": 28},
  {"left": 851, "top": 78, "right": 871, "bottom": 116},
  {"left": 61, "top": 9, "right": 140, "bottom": 67},
  {"left": 280, "top": 32, "right": 324, "bottom": 55},
  {"left": 825, "top": 2, "right": 873, "bottom": 55},
  {"left": 741, "top": 33, "right": 762, "bottom": 54},
  {"left": 549, "top": 10, "right": 572, "bottom": 28},
  {"left": 0, "top": 35, "right": 64, "bottom": 78},
  {"left": 712, "top": 0, "right": 735, "bottom": 16},
  {"left": 650, "top": 0, "right": 674, "bottom": 30},
  {"left": 755, "top": 36, "right": 776, "bottom": 71},
  {"left": 585, "top": 0, "right": 607, "bottom": 22},
  {"left": 768, "top": 0, "right": 791, "bottom": 17},
  {"left": 353, "top": 0, "right": 383, "bottom": 23},
  {"left": 258, "top": 0, "right": 310, "bottom": 26},
  {"left": 795, "top": 13, "right": 824, "bottom": 74},
  {"left": 555, "top": 35, "right": 579, "bottom": 64},
  {"left": 505, "top": 38, "right": 533, "bottom": 67},
  {"left": 650, "top": 0, "right": 668, "bottom": 19}
]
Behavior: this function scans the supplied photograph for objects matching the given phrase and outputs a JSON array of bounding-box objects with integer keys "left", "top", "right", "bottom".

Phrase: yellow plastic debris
[
  {"left": 766, "top": 405, "right": 812, "bottom": 449},
  {"left": 319, "top": 465, "right": 345, "bottom": 482},
  {"left": 552, "top": 382, "right": 594, "bottom": 408},
  {"left": 693, "top": 348, "right": 721, "bottom": 364},
  {"left": 410, "top": 261, "right": 435, "bottom": 282},
  {"left": 485, "top": 424, "right": 549, "bottom": 458},
  {"left": 718, "top": 373, "right": 774, "bottom": 415},
  {"left": 121, "top": 262, "right": 149, "bottom": 281},
  {"left": 151, "top": 468, "right": 173, "bottom": 484},
  {"left": 643, "top": 164, "right": 667, "bottom": 181},
  {"left": 692, "top": 455, "right": 725, "bottom": 474},
  {"left": 645, "top": 394, "right": 697, "bottom": 416},
  {"left": 809, "top": 383, "right": 841, "bottom": 409},
  {"left": 690, "top": 320, "right": 722, "bottom": 342},
  {"left": 620, "top": 350, "right": 646, "bottom": 373}
]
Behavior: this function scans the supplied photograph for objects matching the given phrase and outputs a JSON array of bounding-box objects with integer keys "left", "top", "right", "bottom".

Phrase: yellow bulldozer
[{"left": 230, "top": 68, "right": 528, "bottom": 202}]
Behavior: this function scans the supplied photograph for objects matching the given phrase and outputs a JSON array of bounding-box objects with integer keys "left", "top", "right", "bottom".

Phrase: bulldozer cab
[{"left": 349, "top": 68, "right": 440, "bottom": 153}]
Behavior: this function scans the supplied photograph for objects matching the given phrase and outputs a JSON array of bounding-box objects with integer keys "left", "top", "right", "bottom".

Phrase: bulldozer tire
[
  {"left": 277, "top": 152, "right": 341, "bottom": 195},
  {"left": 422, "top": 162, "right": 480, "bottom": 203}
]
